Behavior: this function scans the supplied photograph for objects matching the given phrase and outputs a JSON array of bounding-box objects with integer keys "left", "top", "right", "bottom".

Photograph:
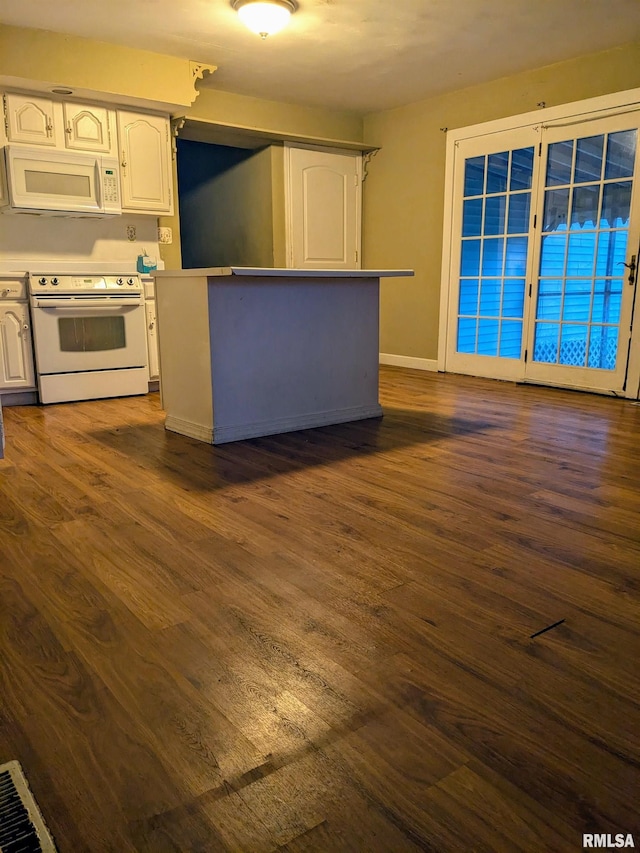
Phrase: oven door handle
[{"left": 33, "top": 299, "right": 143, "bottom": 309}]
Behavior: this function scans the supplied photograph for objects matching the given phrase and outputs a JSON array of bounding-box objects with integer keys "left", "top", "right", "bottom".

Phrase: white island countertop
[{"left": 153, "top": 267, "right": 414, "bottom": 278}]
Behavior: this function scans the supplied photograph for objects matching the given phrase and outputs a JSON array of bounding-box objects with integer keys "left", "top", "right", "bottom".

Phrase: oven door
[{"left": 31, "top": 298, "right": 147, "bottom": 375}]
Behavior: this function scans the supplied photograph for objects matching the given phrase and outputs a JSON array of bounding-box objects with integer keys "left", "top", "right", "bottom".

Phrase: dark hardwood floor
[{"left": 1, "top": 367, "right": 639, "bottom": 852}]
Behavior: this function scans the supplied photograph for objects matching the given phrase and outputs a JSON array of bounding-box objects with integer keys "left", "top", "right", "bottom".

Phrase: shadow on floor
[{"left": 89, "top": 405, "right": 498, "bottom": 492}]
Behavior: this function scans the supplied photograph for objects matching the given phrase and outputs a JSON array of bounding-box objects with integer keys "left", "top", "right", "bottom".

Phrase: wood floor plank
[
  {"left": 365, "top": 650, "right": 639, "bottom": 830},
  {"left": 1, "top": 369, "right": 639, "bottom": 850},
  {"left": 421, "top": 764, "right": 576, "bottom": 852},
  {"left": 383, "top": 579, "right": 640, "bottom": 761},
  {"left": 7, "top": 530, "right": 265, "bottom": 799},
  {"left": 0, "top": 575, "right": 177, "bottom": 851}
]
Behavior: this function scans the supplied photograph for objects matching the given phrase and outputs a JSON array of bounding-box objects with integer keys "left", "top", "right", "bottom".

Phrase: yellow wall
[
  {"left": 189, "top": 89, "right": 363, "bottom": 143},
  {"left": 0, "top": 24, "right": 202, "bottom": 109},
  {"left": 363, "top": 42, "right": 640, "bottom": 361}
]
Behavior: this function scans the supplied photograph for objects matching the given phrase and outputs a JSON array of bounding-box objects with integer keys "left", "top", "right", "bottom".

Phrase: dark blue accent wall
[{"left": 177, "top": 138, "right": 256, "bottom": 269}]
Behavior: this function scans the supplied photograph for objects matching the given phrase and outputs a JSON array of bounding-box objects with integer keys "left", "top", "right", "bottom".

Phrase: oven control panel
[{"left": 28, "top": 274, "right": 143, "bottom": 294}]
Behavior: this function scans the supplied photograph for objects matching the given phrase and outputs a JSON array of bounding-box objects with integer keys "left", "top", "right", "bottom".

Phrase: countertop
[{"left": 153, "top": 267, "right": 414, "bottom": 278}]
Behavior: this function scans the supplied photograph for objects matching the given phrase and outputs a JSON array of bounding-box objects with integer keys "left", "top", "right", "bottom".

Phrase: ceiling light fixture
[{"left": 232, "top": 0, "right": 296, "bottom": 39}]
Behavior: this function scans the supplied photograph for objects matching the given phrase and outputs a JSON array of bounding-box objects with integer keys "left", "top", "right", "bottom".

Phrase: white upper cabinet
[
  {"left": 63, "top": 102, "right": 114, "bottom": 154},
  {"left": 117, "top": 111, "right": 173, "bottom": 215},
  {"left": 2, "top": 93, "right": 173, "bottom": 216},
  {"left": 4, "top": 93, "right": 59, "bottom": 146},
  {"left": 4, "top": 94, "right": 116, "bottom": 154},
  {"left": 285, "top": 145, "right": 362, "bottom": 270}
]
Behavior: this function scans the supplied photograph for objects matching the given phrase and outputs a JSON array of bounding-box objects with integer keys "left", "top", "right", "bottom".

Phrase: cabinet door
[
  {"left": 0, "top": 152, "right": 7, "bottom": 206},
  {"left": 0, "top": 302, "right": 35, "bottom": 389},
  {"left": 5, "top": 93, "right": 59, "bottom": 146},
  {"left": 63, "top": 102, "right": 113, "bottom": 153},
  {"left": 145, "top": 300, "right": 159, "bottom": 380},
  {"left": 118, "top": 111, "right": 172, "bottom": 214},
  {"left": 286, "top": 146, "right": 362, "bottom": 269}
]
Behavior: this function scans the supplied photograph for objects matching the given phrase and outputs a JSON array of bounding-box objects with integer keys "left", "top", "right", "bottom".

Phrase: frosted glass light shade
[{"left": 233, "top": 0, "right": 294, "bottom": 38}]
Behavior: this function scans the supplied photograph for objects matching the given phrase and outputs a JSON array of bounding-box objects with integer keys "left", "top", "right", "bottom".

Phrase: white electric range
[{"left": 28, "top": 271, "right": 149, "bottom": 404}]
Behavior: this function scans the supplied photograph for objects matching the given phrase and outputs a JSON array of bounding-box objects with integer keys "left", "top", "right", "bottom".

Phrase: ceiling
[{"left": 1, "top": 0, "right": 639, "bottom": 113}]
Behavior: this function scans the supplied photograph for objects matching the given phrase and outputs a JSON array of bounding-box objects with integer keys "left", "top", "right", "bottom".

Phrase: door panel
[
  {"left": 0, "top": 303, "right": 35, "bottom": 388},
  {"left": 63, "top": 103, "right": 112, "bottom": 154},
  {"left": 524, "top": 115, "right": 640, "bottom": 392},
  {"left": 118, "top": 112, "right": 172, "bottom": 214},
  {"left": 287, "top": 146, "right": 361, "bottom": 269},
  {"left": 445, "top": 127, "right": 541, "bottom": 380},
  {"left": 5, "top": 94, "right": 58, "bottom": 146}
]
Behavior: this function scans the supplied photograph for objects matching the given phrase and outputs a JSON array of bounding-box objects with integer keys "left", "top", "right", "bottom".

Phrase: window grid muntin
[
  {"left": 458, "top": 147, "right": 532, "bottom": 358},
  {"left": 533, "top": 129, "right": 635, "bottom": 370}
]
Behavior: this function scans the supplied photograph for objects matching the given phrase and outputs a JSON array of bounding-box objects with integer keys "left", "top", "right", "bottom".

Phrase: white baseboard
[
  {"left": 165, "top": 404, "right": 383, "bottom": 446},
  {"left": 379, "top": 353, "right": 438, "bottom": 372},
  {"left": 216, "top": 404, "right": 383, "bottom": 445},
  {"left": 165, "top": 415, "right": 214, "bottom": 443}
]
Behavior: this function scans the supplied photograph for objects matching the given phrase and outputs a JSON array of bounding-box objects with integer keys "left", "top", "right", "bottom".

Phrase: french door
[{"left": 444, "top": 111, "right": 640, "bottom": 395}]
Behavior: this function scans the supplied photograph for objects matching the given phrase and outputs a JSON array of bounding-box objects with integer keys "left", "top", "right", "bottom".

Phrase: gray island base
[{"left": 153, "top": 267, "right": 414, "bottom": 445}]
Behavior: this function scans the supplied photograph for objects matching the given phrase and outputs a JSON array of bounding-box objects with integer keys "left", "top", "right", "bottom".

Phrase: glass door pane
[
  {"left": 524, "top": 116, "right": 640, "bottom": 392},
  {"left": 445, "top": 127, "right": 541, "bottom": 380},
  {"left": 458, "top": 148, "right": 531, "bottom": 358}
]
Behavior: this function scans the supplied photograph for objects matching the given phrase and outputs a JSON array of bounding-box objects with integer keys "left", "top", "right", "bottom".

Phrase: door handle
[{"left": 618, "top": 254, "right": 637, "bottom": 286}]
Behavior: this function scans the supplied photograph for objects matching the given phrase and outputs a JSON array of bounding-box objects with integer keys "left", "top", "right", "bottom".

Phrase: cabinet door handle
[
  {"left": 121, "top": 150, "right": 127, "bottom": 174},
  {"left": 46, "top": 120, "right": 53, "bottom": 137},
  {"left": 22, "top": 324, "right": 29, "bottom": 331}
]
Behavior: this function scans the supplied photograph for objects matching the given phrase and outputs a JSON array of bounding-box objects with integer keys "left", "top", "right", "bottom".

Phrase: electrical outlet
[
  {"left": 126, "top": 225, "right": 136, "bottom": 242},
  {"left": 158, "top": 226, "right": 173, "bottom": 245}
]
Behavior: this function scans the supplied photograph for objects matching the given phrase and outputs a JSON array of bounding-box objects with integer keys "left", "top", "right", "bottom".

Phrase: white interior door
[{"left": 286, "top": 145, "right": 361, "bottom": 269}]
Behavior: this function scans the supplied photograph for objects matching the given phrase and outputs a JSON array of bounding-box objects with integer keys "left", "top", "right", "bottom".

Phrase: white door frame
[{"left": 439, "top": 86, "right": 640, "bottom": 398}]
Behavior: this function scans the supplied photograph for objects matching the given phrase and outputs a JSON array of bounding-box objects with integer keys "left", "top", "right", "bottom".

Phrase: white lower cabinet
[{"left": 0, "top": 301, "right": 35, "bottom": 390}]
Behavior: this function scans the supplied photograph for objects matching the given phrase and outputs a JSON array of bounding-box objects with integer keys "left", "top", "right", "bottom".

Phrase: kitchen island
[{"left": 153, "top": 267, "right": 413, "bottom": 445}]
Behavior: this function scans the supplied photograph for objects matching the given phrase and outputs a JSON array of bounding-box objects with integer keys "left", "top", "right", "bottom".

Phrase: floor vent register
[{"left": 0, "top": 761, "right": 57, "bottom": 852}]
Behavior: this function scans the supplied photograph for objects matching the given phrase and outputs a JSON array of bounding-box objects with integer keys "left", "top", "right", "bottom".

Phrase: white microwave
[{"left": 1, "top": 145, "right": 122, "bottom": 216}]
